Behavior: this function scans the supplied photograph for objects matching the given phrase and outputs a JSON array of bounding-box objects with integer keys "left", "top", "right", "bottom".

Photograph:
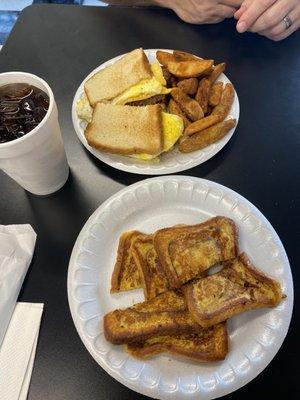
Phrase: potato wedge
[
  {"left": 173, "top": 50, "right": 198, "bottom": 61},
  {"left": 156, "top": 51, "right": 175, "bottom": 66},
  {"left": 179, "top": 118, "right": 236, "bottom": 153},
  {"left": 168, "top": 99, "right": 191, "bottom": 128},
  {"left": 211, "top": 83, "right": 234, "bottom": 120},
  {"left": 195, "top": 78, "right": 211, "bottom": 114},
  {"left": 184, "top": 115, "right": 220, "bottom": 137},
  {"left": 209, "top": 82, "right": 223, "bottom": 107},
  {"left": 162, "top": 67, "right": 178, "bottom": 87},
  {"left": 167, "top": 60, "right": 214, "bottom": 79},
  {"left": 177, "top": 78, "right": 198, "bottom": 95},
  {"left": 171, "top": 88, "right": 204, "bottom": 121},
  {"left": 202, "top": 67, "right": 214, "bottom": 76},
  {"left": 208, "top": 63, "right": 226, "bottom": 84},
  {"left": 206, "top": 105, "right": 213, "bottom": 115}
]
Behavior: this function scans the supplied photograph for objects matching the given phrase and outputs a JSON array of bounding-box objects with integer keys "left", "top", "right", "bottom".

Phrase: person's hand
[
  {"left": 234, "top": 0, "right": 300, "bottom": 41},
  {"left": 156, "top": 0, "right": 243, "bottom": 24}
]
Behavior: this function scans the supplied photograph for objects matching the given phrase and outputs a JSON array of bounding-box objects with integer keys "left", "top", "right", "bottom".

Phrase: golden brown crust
[
  {"left": 126, "top": 323, "right": 228, "bottom": 362},
  {"left": 208, "top": 63, "right": 226, "bottom": 84},
  {"left": 184, "top": 115, "right": 221, "bottom": 137},
  {"left": 157, "top": 50, "right": 199, "bottom": 66},
  {"left": 211, "top": 83, "right": 235, "bottom": 121},
  {"left": 85, "top": 103, "right": 163, "bottom": 155},
  {"left": 111, "top": 231, "right": 143, "bottom": 293},
  {"left": 173, "top": 50, "right": 199, "bottom": 61},
  {"left": 168, "top": 99, "right": 191, "bottom": 128},
  {"left": 195, "top": 78, "right": 211, "bottom": 114},
  {"left": 177, "top": 78, "right": 199, "bottom": 95},
  {"left": 162, "top": 67, "right": 178, "bottom": 88},
  {"left": 156, "top": 50, "right": 176, "bottom": 66},
  {"left": 230, "top": 253, "right": 283, "bottom": 305},
  {"left": 104, "top": 309, "right": 199, "bottom": 345},
  {"left": 103, "top": 290, "right": 202, "bottom": 345},
  {"left": 179, "top": 118, "right": 236, "bottom": 153},
  {"left": 131, "top": 234, "right": 169, "bottom": 300},
  {"left": 184, "top": 253, "right": 284, "bottom": 328},
  {"left": 153, "top": 216, "right": 238, "bottom": 289},
  {"left": 167, "top": 60, "right": 214, "bottom": 79},
  {"left": 209, "top": 82, "right": 223, "bottom": 107},
  {"left": 171, "top": 88, "right": 204, "bottom": 122}
]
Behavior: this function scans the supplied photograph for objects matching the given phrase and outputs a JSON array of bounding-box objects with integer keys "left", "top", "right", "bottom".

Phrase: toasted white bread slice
[
  {"left": 84, "top": 48, "right": 152, "bottom": 106},
  {"left": 85, "top": 103, "right": 163, "bottom": 155}
]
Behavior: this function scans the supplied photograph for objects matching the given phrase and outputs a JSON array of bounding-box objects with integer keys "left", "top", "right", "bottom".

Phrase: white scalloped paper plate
[
  {"left": 67, "top": 176, "right": 293, "bottom": 399},
  {"left": 72, "top": 49, "right": 239, "bottom": 175}
]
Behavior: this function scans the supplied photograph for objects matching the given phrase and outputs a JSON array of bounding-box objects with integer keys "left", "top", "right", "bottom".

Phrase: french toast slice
[
  {"left": 153, "top": 216, "right": 238, "bottom": 289},
  {"left": 131, "top": 234, "right": 169, "bottom": 300},
  {"left": 104, "top": 290, "right": 202, "bottom": 345},
  {"left": 126, "top": 322, "right": 228, "bottom": 362},
  {"left": 184, "top": 253, "right": 284, "bottom": 328},
  {"left": 111, "top": 231, "right": 143, "bottom": 292}
]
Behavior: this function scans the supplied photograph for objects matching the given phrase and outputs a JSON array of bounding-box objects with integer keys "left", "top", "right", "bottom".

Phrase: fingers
[
  {"left": 236, "top": 0, "right": 277, "bottom": 32},
  {"left": 234, "top": 8, "right": 245, "bottom": 20},
  {"left": 249, "top": 0, "right": 294, "bottom": 32},
  {"left": 174, "top": 11, "right": 224, "bottom": 24},
  {"left": 270, "top": 18, "right": 300, "bottom": 40},
  {"left": 234, "top": 0, "right": 300, "bottom": 40},
  {"left": 218, "top": 5, "right": 238, "bottom": 18},
  {"left": 258, "top": 7, "right": 300, "bottom": 40},
  {"left": 234, "top": 0, "right": 253, "bottom": 19},
  {"left": 173, "top": 9, "right": 203, "bottom": 24},
  {"left": 220, "top": 0, "right": 245, "bottom": 8},
  {"left": 176, "top": 5, "right": 236, "bottom": 24}
]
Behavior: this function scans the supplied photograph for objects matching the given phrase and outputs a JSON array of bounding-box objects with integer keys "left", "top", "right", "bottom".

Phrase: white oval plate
[
  {"left": 68, "top": 176, "right": 293, "bottom": 400},
  {"left": 72, "top": 49, "right": 240, "bottom": 175}
]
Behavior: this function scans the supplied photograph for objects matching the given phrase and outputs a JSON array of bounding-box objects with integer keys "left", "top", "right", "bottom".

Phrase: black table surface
[{"left": 0, "top": 4, "right": 299, "bottom": 399}]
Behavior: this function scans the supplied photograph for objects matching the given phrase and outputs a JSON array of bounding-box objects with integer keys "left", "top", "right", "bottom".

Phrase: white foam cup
[{"left": 0, "top": 72, "right": 69, "bottom": 195}]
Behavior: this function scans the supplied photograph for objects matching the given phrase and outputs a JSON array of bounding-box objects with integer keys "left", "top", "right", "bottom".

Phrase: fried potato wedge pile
[{"left": 156, "top": 51, "right": 236, "bottom": 153}]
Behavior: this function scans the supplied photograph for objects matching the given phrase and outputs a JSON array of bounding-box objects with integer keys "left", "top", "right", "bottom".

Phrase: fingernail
[{"left": 237, "top": 21, "right": 247, "bottom": 33}]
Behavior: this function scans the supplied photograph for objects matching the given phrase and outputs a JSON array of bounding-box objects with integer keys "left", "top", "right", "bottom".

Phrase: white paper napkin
[
  {"left": 0, "top": 224, "right": 39, "bottom": 400},
  {"left": 0, "top": 224, "right": 36, "bottom": 346},
  {"left": 0, "top": 302, "right": 44, "bottom": 400}
]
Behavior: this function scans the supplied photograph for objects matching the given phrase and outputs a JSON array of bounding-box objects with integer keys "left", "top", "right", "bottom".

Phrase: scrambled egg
[
  {"left": 131, "top": 112, "right": 184, "bottom": 161},
  {"left": 76, "top": 95, "right": 93, "bottom": 122},
  {"left": 151, "top": 63, "right": 167, "bottom": 85},
  {"left": 162, "top": 112, "right": 184, "bottom": 152},
  {"left": 112, "top": 63, "right": 171, "bottom": 105},
  {"left": 76, "top": 63, "right": 169, "bottom": 122}
]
